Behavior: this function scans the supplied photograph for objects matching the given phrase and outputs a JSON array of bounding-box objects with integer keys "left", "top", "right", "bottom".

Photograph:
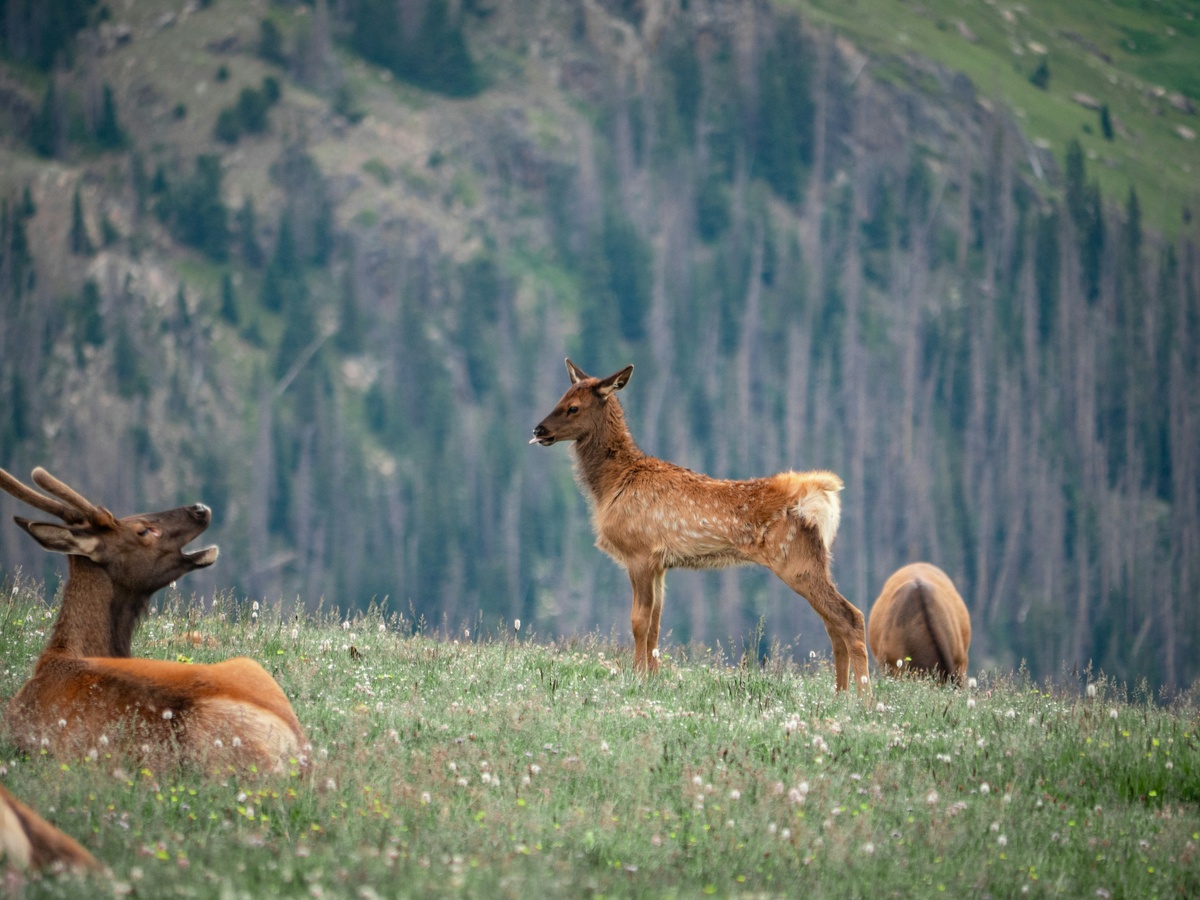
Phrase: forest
[{"left": 0, "top": 0, "right": 1198, "bottom": 691}]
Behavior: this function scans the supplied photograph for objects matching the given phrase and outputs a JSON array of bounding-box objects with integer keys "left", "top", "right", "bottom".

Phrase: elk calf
[
  {"left": 1, "top": 786, "right": 100, "bottom": 874},
  {"left": 868, "top": 562, "right": 970, "bottom": 684},
  {"left": 531, "top": 360, "right": 869, "bottom": 693},
  {"left": 0, "top": 467, "right": 305, "bottom": 771}
]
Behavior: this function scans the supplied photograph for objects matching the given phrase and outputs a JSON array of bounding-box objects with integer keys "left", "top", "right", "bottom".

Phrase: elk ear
[
  {"left": 565, "top": 358, "right": 589, "bottom": 384},
  {"left": 14, "top": 518, "right": 103, "bottom": 560},
  {"left": 596, "top": 364, "right": 634, "bottom": 398}
]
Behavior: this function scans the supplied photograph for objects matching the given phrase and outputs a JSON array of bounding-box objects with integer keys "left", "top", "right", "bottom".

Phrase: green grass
[{"left": 2, "top": 573, "right": 1198, "bottom": 897}]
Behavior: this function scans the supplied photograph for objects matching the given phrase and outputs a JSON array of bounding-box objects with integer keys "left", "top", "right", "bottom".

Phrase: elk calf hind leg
[{"left": 786, "top": 571, "right": 869, "bottom": 693}]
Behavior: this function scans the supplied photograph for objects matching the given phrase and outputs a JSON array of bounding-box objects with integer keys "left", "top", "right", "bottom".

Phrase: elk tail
[
  {"left": 780, "top": 470, "right": 843, "bottom": 554},
  {"left": 912, "top": 580, "right": 956, "bottom": 683}
]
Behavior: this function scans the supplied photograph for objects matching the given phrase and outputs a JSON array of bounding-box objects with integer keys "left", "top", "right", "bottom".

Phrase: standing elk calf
[
  {"left": 531, "top": 360, "right": 870, "bottom": 693},
  {"left": 1, "top": 785, "right": 100, "bottom": 874},
  {"left": 868, "top": 562, "right": 971, "bottom": 685},
  {"left": 0, "top": 466, "right": 305, "bottom": 771}
]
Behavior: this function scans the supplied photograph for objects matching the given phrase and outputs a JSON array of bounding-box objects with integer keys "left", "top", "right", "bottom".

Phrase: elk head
[
  {"left": 1, "top": 467, "right": 218, "bottom": 593},
  {"left": 530, "top": 359, "right": 634, "bottom": 446},
  {"left": 1, "top": 467, "right": 218, "bottom": 656}
]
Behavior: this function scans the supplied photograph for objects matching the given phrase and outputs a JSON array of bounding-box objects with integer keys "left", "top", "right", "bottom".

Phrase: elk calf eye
[{"left": 568, "top": 406, "right": 579, "bottom": 414}]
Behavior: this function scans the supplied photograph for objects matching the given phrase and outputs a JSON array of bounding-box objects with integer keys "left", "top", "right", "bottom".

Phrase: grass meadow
[{"left": 1, "top": 572, "right": 1198, "bottom": 898}]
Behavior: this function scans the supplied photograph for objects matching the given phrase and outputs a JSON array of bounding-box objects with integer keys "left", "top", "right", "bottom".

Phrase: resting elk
[
  {"left": 1, "top": 785, "right": 99, "bottom": 874},
  {"left": 0, "top": 466, "right": 305, "bottom": 770},
  {"left": 530, "top": 360, "right": 870, "bottom": 693},
  {"left": 868, "top": 562, "right": 971, "bottom": 685}
]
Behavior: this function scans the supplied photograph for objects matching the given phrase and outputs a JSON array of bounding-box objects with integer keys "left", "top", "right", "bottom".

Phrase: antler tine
[
  {"left": 30, "top": 468, "right": 114, "bottom": 527},
  {"left": 0, "top": 467, "right": 87, "bottom": 524}
]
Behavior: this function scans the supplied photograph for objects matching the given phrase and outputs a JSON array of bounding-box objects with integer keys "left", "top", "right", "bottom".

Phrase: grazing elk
[
  {"left": 1, "top": 785, "right": 99, "bottom": 874},
  {"left": 0, "top": 466, "right": 305, "bottom": 770},
  {"left": 868, "top": 562, "right": 970, "bottom": 685},
  {"left": 530, "top": 360, "right": 870, "bottom": 693}
]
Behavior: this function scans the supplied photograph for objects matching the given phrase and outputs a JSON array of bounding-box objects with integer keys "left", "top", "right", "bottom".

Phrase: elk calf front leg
[
  {"left": 640, "top": 570, "right": 666, "bottom": 672},
  {"left": 628, "top": 566, "right": 661, "bottom": 673}
]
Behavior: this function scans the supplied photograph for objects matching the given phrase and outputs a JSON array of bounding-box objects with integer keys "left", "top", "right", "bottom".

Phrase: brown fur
[
  {"left": 868, "top": 562, "right": 971, "bottom": 684},
  {"left": 0, "top": 467, "right": 306, "bottom": 771},
  {"left": 532, "top": 360, "right": 870, "bottom": 693},
  {"left": 0, "top": 785, "right": 100, "bottom": 873}
]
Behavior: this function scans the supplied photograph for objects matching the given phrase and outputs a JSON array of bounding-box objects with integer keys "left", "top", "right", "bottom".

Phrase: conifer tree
[
  {"left": 95, "top": 83, "right": 126, "bottom": 150},
  {"left": 69, "top": 186, "right": 93, "bottom": 255}
]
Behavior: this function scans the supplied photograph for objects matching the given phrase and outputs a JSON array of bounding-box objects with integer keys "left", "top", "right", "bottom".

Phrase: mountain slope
[{"left": 0, "top": 0, "right": 1197, "bottom": 690}]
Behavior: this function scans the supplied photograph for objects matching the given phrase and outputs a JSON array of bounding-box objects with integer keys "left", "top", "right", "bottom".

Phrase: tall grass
[{"left": 2, "top": 573, "right": 1197, "bottom": 897}]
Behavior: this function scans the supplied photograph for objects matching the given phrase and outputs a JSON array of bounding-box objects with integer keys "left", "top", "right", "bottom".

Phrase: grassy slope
[
  {"left": 795, "top": 0, "right": 1200, "bottom": 234},
  {"left": 1, "top": 577, "right": 1196, "bottom": 897}
]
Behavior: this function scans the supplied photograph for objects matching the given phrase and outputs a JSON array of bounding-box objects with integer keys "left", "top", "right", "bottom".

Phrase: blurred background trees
[{"left": 0, "top": 0, "right": 1197, "bottom": 691}]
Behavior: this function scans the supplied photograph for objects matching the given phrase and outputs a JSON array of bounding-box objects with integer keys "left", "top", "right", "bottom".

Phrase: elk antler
[
  {"left": 31, "top": 468, "right": 118, "bottom": 528},
  {"left": 0, "top": 467, "right": 88, "bottom": 525}
]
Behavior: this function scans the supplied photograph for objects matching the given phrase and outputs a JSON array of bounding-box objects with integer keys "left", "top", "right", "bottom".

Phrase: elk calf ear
[
  {"left": 565, "top": 358, "right": 589, "bottom": 384},
  {"left": 596, "top": 364, "right": 634, "bottom": 398},
  {"left": 15, "top": 519, "right": 103, "bottom": 560}
]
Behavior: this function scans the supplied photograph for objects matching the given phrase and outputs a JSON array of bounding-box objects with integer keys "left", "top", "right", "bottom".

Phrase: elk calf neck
[
  {"left": 868, "top": 562, "right": 971, "bottom": 685},
  {"left": 0, "top": 466, "right": 306, "bottom": 771},
  {"left": 531, "top": 359, "right": 870, "bottom": 693}
]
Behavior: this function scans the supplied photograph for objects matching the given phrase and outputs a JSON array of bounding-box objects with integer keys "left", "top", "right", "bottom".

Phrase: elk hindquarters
[
  {"left": 868, "top": 562, "right": 970, "bottom": 684},
  {"left": 0, "top": 786, "right": 100, "bottom": 873}
]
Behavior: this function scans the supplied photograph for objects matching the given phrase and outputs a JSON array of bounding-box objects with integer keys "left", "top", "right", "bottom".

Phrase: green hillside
[
  {"left": 798, "top": 0, "right": 1200, "bottom": 233},
  {"left": 0, "top": 0, "right": 1198, "bottom": 691}
]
